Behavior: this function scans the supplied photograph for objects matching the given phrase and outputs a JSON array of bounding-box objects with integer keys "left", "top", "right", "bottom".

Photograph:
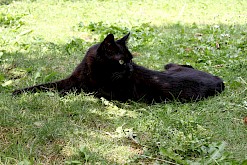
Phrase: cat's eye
[{"left": 119, "top": 59, "right": 124, "bottom": 65}]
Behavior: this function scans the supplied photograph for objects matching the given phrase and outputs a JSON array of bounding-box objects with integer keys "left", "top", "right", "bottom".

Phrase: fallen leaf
[
  {"left": 194, "top": 33, "right": 203, "bottom": 37},
  {"left": 243, "top": 117, "right": 247, "bottom": 125},
  {"left": 185, "top": 47, "right": 192, "bottom": 52},
  {"left": 132, "top": 52, "right": 142, "bottom": 56},
  {"left": 216, "top": 42, "right": 220, "bottom": 49}
]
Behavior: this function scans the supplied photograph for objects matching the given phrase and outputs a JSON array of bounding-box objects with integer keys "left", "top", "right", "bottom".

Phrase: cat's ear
[
  {"left": 98, "top": 34, "right": 115, "bottom": 52},
  {"left": 116, "top": 32, "right": 130, "bottom": 44},
  {"left": 102, "top": 34, "right": 115, "bottom": 46}
]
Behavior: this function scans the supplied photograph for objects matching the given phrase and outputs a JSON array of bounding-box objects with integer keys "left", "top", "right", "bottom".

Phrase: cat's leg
[
  {"left": 164, "top": 63, "right": 178, "bottom": 70},
  {"left": 12, "top": 76, "right": 80, "bottom": 96},
  {"left": 164, "top": 63, "right": 194, "bottom": 70},
  {"left": 12, "top": 81, "right": 62, "bottom": 95},
  {"left": 180, "top": 65, "right": 194, "bottom": 69}
]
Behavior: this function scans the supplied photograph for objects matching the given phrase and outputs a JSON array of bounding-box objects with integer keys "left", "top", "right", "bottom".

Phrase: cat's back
[
  {"left": 165, "top": 63, "right": 222, "bottom": 83},
  {"left": 164, "top": 63, "right": 224, "bottom": 96}
]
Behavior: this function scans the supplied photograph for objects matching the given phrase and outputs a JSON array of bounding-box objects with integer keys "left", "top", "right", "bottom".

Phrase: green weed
[{"left": 0, "top": 12, "right": 25, "bottom": 28}]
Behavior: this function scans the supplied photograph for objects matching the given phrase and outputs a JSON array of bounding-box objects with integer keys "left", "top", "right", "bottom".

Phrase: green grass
[{"left": 0, "top": 0, "right": 247, "bottom": 164}]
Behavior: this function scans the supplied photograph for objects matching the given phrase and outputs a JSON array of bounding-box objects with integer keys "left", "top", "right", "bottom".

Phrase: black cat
[{"left": 13, "top": 33, "right": 225, "bottom": 103}]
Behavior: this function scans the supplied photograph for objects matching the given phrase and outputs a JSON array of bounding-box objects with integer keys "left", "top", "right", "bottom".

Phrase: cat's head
[{"left": 96, "top": 33, "right": 133, "bottom": 80}]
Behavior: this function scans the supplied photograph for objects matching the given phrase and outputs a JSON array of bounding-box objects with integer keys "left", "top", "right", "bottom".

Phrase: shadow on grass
[{"left": 0, "top": 91, "right": 144, "bottom": 164}]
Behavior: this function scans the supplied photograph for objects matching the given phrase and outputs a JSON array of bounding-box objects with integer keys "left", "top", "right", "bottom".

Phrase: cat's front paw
[{"left": 12, "top": 89, "right": 23, "bottom": 96}]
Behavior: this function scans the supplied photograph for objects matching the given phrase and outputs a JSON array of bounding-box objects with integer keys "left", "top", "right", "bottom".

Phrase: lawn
[{"left": 0, "top": 0, "right": 247, "bottom": 164}]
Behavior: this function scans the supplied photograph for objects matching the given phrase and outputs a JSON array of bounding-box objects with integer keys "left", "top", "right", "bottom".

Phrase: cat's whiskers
[{"left": 111, "top": 72, "right": 123, "bottom": 82}]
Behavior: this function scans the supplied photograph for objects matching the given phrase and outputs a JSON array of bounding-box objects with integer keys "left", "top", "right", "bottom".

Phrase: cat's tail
[{"left": 12, "top": 76, "right": 79, "bottom": 96}]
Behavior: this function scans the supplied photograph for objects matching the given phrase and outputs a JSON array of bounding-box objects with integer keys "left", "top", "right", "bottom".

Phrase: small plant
[
  {"left": 0, "top": 12, "right": 25, "bottom": 28},
  {"left": 77, "top": 21, "right": 157, "bottom": 50},
  {"left": 65, "top": 38, "right": 86, "bottom": 55}
]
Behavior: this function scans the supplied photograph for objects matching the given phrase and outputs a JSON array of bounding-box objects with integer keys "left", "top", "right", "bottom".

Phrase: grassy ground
[{"left": 0, "top": 0, "right": 247, "bottom": 164}]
